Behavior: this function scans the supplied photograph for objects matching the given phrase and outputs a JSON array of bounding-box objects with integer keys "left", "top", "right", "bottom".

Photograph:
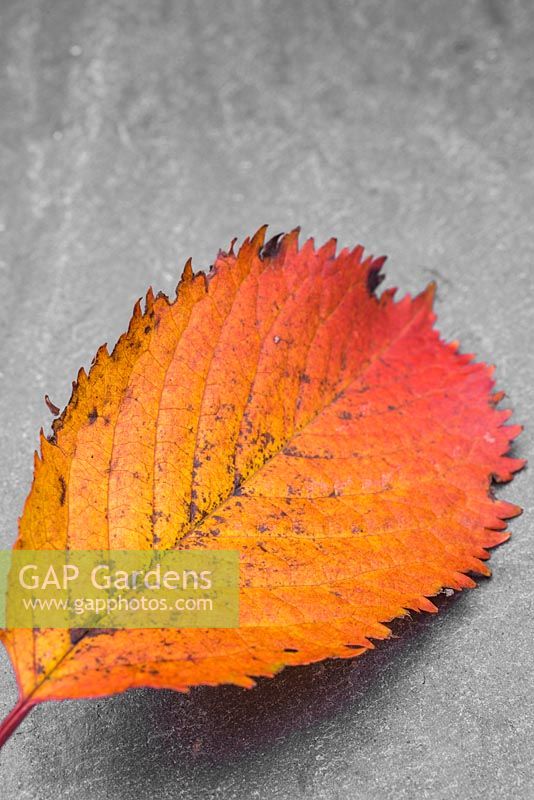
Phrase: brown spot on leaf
[
  {"left": 260, "top": 233, "right": 283, "bottom": 260},
  {"left": 69, "top": 628, "right": 88, "bottom": 646},
  {"left": 59, "top": 476, "right": 66, "bottom": 506},
  {"left": 366, "top": 260, "right": 386, "bottom": 295}
]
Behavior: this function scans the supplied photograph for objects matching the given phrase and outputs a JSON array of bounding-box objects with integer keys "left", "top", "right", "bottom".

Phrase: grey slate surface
[{"left": 0, "top": 0, "right": 532, "bottom": 798}]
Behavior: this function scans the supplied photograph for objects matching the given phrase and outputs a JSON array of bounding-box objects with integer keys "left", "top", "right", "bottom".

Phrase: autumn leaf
[{"left": 0, "top": 228, "right": 524, "bottom": 747}]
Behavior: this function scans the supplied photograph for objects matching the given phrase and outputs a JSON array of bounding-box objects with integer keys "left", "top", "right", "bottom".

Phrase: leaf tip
[
  {"left": 182, "top": 258, "right": 194, "bottom": 282},
  {"left": 251, "top": 224, "right": 269, "bottom": 250},
  {"left": 422, "top": 280, "right": 437, "bottom": 308},
  {"left": 44, "top": 394, "right": 60, "bottom": 417},
  {"left": 145, "top": 286, "right": 155, "bottom": 311}
]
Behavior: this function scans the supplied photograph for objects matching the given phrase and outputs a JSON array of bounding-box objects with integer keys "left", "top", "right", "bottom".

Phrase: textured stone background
[{"left": 0, "top": 0, "right": 532, "bottom": 798}]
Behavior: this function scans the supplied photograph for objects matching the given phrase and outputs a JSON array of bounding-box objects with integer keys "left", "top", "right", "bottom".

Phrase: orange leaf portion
[{"left": 0, "top": 228, "right": 524, "bottom": 711}]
